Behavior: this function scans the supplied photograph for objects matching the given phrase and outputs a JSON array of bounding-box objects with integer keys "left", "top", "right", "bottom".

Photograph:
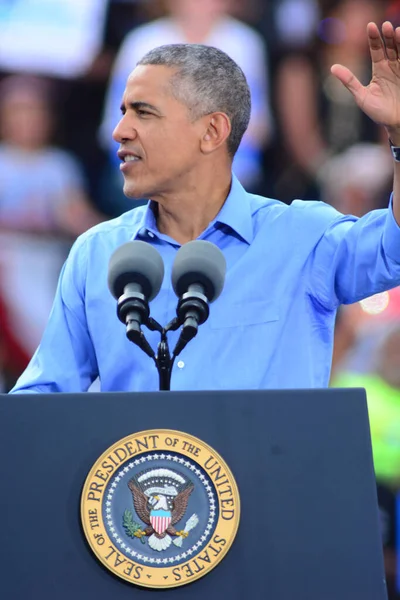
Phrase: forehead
[{"left": 123, "top": 64, "right": 177, "bottom": 104}]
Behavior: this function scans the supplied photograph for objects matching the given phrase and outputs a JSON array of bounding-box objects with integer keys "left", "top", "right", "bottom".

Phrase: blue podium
[{"left": 0, "top": 388, "right": 387, "bottom": 599}]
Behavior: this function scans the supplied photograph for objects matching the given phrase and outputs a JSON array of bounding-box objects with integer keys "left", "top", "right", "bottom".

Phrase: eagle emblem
[{"left": 124, "top": 467, "right": 199, "bottom": 551}]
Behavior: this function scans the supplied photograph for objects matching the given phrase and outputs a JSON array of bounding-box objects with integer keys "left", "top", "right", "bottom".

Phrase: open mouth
[
  {"left": 123, "top": 155, "right": 141, "bottom": 163},
  {"left": 119, "top": 153, "right": 142, "bottom": 171}
]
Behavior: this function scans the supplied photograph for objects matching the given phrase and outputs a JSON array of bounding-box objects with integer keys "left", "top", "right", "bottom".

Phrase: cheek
[{"left": 146, "top": 130, "right": 198, "bottom": 169}]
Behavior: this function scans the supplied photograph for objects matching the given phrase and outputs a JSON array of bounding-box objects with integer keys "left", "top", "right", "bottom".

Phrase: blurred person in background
[
  {"left": 320, "top": 142, "right": 393, "bottom": 216},
  {"left": 332, "top": 323, "right": 400, "bottom": 598},
  {"left": 259, "top": 0, "right": 321, "bottom": 67},
  {"left": 99, "top": 0, "right": 273, "bottom": 216},
  {"left": 0, "top": 75, "right": 104, "bottom": 391},
  {"left": 0, "top": 0, "right": 112, "bottom": 221},
  {"left": 274, "top": 0, "right": 385, "bottom": 202},
  {"left": 331, "top": 285, "right": 400, "bottom": 380},
  {"left": 333, "top": 323, "right": 400, "bottom": 490},
  {"left": 273, "top": 0, "right": 320, "bottom": 49}
]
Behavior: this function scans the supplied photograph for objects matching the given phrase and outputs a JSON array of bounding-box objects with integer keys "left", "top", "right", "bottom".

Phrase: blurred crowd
[{"left": 0, "top": 0, "right": 399, "bottom": 594}]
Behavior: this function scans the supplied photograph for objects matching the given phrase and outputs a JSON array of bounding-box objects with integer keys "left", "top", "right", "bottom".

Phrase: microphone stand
[
  {"left": 122, "top": 293, "right": 209, "bottom": 391},
  {"left": 146, "top": 318, "right": 181, "bottom": 391},
  {"left": 117, "top": 295, "right": 179, "bottom": 391}
]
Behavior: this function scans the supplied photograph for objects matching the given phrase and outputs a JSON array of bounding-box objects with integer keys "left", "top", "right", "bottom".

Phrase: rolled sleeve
[
  {"left": 382, "top": 195, "right": 400, "bottom": 263},
  {"left": 308, "top": 199, "right": 400, "bottom": 310}
]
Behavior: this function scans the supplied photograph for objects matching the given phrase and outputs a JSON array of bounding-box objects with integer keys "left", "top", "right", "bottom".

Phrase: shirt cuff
[{"left": 383, "top": 194, "right": 400, "bottom": 263}]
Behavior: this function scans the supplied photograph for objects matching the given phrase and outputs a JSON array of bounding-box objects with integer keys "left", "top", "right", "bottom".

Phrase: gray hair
[{"left": 137, "top": 44, "right": 251, "bottom": 157}]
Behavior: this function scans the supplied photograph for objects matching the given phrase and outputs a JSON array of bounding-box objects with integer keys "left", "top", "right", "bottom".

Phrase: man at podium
[{"left": 9, "top": 21, "right": 400, "bottom": 394}]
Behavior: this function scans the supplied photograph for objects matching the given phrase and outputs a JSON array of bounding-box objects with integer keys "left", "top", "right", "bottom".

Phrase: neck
[
  {"left": 154, "top": 172, "right": 232, "bottom": 245},
  {"left": 175, "top": 15, "right": 219, "bottom": 43}
]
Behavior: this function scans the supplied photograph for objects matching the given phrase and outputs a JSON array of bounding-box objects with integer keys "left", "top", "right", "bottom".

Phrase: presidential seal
[{"left": 81, "top": 429, "right": 240, "bottom": 588}]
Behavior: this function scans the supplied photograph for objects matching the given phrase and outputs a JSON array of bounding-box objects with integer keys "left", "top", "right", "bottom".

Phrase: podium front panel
[{"left": 0, "top": 389, "right": 387, "bottom": 599}]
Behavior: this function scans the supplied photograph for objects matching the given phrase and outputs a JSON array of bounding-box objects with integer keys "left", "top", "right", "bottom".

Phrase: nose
[{"left": 112, "top": 114, "right": 137, "bottom": 143}]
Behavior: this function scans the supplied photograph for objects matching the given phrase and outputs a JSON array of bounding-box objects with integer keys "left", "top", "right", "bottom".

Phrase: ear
[{"left": 200, "top": 112, "right": 232, "bottom": 155}]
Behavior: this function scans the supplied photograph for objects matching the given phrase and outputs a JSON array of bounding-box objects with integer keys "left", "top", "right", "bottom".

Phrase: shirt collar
[
  {"left": 130, "top": 174, "right": 254, "bottom": 245},
  {"left": 130, "top": 201, "right": 158, "bottom": 241},
  {"left": 212, "top": 174, "right": 253, "bottom": 244}
]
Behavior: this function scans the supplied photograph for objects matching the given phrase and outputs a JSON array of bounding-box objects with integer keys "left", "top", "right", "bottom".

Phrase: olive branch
[{"left": 123, "top": 509, "right": 146, "bottom": 544}]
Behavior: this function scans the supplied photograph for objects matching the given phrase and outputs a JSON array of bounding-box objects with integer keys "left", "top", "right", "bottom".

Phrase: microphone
[
  {"left": 108, "top": 241, "right": 164, "bottom": 354},
  {"left": 171, "top": 240, "right": 226, "bottom": 356}
]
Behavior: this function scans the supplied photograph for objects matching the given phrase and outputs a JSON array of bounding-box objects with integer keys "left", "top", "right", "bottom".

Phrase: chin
[{"left": 123, "top": 182, "right": 148, "bottom": 201}]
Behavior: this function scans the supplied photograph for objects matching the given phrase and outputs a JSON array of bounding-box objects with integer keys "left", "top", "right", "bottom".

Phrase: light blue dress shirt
[{"left": 10, "top": 175, "right": 400, "bottom": 393}]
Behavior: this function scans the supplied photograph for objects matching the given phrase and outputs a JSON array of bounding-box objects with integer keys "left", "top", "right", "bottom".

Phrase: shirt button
[
  {"left": 177, "top": 360, "right": 185, "bottom": 369},
  {"left": 147, "top": 231, "right": 155, "bottom": 238}
]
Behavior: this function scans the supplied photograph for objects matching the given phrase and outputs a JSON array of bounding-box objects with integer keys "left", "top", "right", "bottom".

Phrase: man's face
[
  {"left": 113, "top": 65, "right": 206, "bottom": 200},
  {"left": 167, "top": 0, "right": 231, "bottom": 21},
  {"left": 0, "top": 90, "right": 52, "bottom": 149}
]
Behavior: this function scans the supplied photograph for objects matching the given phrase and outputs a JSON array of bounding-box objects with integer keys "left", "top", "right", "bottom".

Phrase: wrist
[
  {"left": 389, "top": 139, "right": 400, "bottom": 163},
  {"left": 386, "top": 127, "right": 400, "bottom": 147}
]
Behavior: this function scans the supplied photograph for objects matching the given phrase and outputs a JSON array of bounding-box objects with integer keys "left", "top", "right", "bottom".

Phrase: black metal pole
[{"left": 156, "top": 334, "right": 173, "bottom": 391}]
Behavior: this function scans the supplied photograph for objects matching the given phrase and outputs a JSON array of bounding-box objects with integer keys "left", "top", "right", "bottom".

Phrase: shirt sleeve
[
  {"left": 9, "top": 236, "right": 98, "bottom": 393},
  {"left": 307, "top": 197, "right": 400, "bottom": 310}
]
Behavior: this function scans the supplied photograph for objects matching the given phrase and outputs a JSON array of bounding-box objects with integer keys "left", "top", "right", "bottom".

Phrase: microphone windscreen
[
  {"left": 108, "top": 241, "right": 164, "bottom": 301},
  {"left": 171, "top": 240, "right": 226, "bottom": 302}
]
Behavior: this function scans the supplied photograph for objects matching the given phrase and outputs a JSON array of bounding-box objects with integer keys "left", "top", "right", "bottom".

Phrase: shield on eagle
[
  {"left": 150, "top": 509, "right": 172, "bottom": 534},
  {"left": 127, "top": 467, "right": 197, "bottom": 551}
]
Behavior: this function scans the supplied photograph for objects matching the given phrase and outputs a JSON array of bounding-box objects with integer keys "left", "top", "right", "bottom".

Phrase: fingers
[
  {"left": 331, "top": 64, "right": 363, "bottom": 97},
  {"left": 367, "top": 22, "right": 386, "bottom": 64},
  {"left": 370, "top": 21, "right": 400, "bottom": 64},
  {"left": 381, "top": 21, "right": 398, "bottom": 63},
  {"left": 396, "top": 26, "right": 400, "bottom": 58}
]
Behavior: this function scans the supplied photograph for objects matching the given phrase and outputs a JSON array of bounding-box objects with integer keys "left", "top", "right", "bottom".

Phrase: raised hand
[{"left": 331, "top": 21, "right": 400, "bottom": 143}]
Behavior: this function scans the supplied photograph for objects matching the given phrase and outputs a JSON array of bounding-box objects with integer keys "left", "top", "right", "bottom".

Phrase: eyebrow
[{"left": 120, "top": 101, "right": 162, "bottom": 115}]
